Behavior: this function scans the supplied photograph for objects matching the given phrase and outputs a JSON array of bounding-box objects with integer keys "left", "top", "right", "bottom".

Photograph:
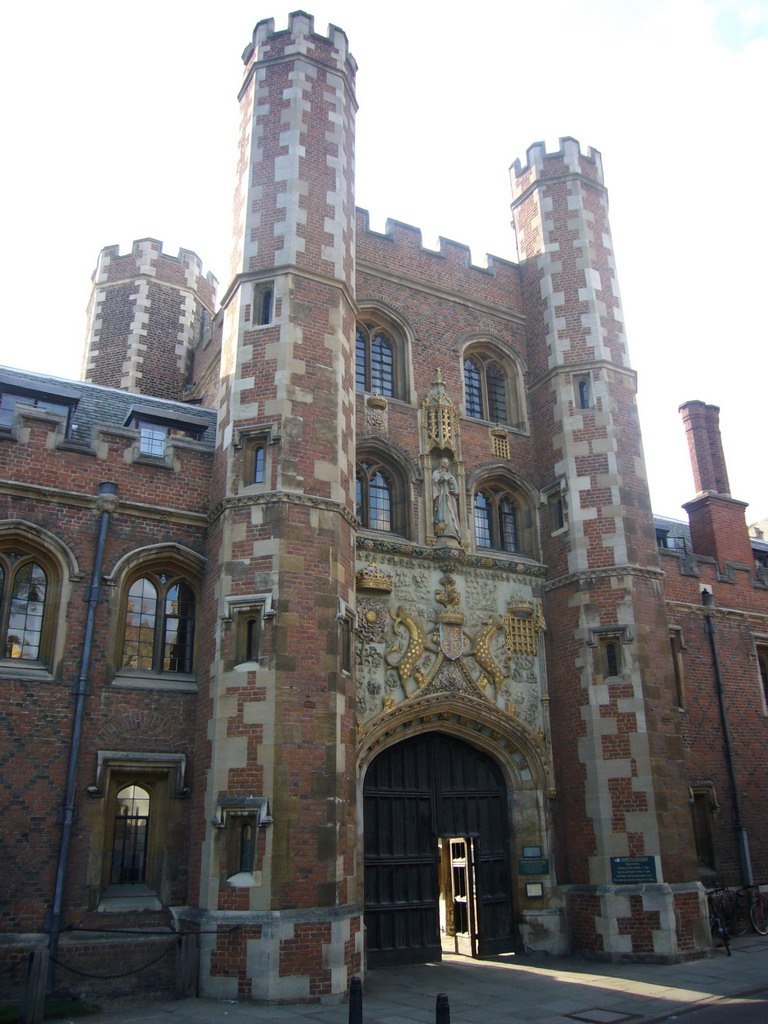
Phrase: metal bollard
[
  {"left": 436, "top": 992, "right": 450, "bottom": 1024},
  {"left": 349, "top": 974, "right": 363, "bottom": 1024}
]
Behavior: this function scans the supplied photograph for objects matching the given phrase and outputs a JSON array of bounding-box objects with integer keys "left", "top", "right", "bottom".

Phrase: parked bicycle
[
  {"left": 735, "top": 883, "right": 768, "bottom": 935},
  {"left": 706, "top": 883, "right": 747, "bottom": 939},
  {"left": 706, "top": 886, "right": 732, "bottom": 954}
]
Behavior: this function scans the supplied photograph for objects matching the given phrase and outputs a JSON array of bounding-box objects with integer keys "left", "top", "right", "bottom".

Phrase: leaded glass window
[
  {"left": 463, "top": 351, "right": 512, "bottom": 424},
  {"left": 122, "top": 574, "right": 196, "bottom": 675},
  {"left": 474, "top": 491, "right": 492, "bottom": 548},
  {"left": 1, "top": 557, "right": 48, "bottom": 660},
  {"left": 356, "top": 462, "right": 393, "bottom": 532},
  {"left": 356, "top": 322, "right": 395, "bottom": 397},
  {"left": 473, "top": 489, "right": 519, "bottom": 553},
  {"left": 487, "top": 364, "right": 508, "bottom": 423},
  {"left": 464, "top": 358, "right": 483, "bottom": 418}
]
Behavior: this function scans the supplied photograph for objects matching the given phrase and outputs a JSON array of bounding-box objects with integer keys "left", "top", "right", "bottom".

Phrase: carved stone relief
[{"left": 354, "top": 556, "right": 548, "bottom": 738}]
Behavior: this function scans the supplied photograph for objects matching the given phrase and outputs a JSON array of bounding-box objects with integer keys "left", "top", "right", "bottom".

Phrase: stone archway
[{"left": 363, "top": 731, "right": 516, "bottom": 967}]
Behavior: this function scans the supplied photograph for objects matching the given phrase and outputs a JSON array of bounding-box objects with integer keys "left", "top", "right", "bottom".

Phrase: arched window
[
  {"left": 239, "top": 822, "right": 255, "bottom": 874},
  {"left": 111, "top": 784, "right": 150, "bottom": 884},
  {"left": 474, "top": 490, "right": 519, "bottom": 552},
  {"left": 253, "top": 283, "right": 273, "bottom": 326},
  {"left": 463, "top": 348, "right": 521, "bottom": 426},
  {"left": 605, "top": 642, "right": 620, "bottom": 677},
  {"left": 253, "top": 445, "right": 265, "bottom": 484},
  {"left": 121, "top": 572, "right": 196, "bottom": 676},
  {"left": 356, "top": 323, "right": 394, "bottom": 396},
  {"left": 0, "top": 555, "right": 48, "bottom": 661},
  {"left": 0, "top": 524, "right": 73, "bottom": 676},
  {"left": 470, "top": 474, "right": 538, "bottom": 558},
  {"left": 356, "top": 462, "right": 393, "bottom": 532}
]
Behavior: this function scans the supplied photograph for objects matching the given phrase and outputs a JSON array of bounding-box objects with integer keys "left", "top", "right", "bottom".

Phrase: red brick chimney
[{"left": 679, "top": 401, "right": 753, "bottom": 569}]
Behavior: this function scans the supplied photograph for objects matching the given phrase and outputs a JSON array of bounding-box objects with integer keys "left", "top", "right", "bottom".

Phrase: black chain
[{"left": 50, "top": 941, "right": 176, "bottom": 980}]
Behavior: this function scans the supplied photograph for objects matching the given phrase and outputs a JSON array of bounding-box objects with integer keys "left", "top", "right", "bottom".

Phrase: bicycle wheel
[
  {"left": 725, "top": 892, "right": 749, "bottom": 937},
  {"left": 715, "top": 917, "right": 732, "bottom": 955},
  {"left": 751, "top": 894, "right": 768, "bottom": 935}
]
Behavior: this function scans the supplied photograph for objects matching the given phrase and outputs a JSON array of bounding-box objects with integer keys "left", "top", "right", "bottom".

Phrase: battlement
[
  {"left": 242, "top": 10, "right": 357, "bottom": 79},
  {"left": 92, "top": 239, "right": 218, "bottom": 302},
  {"left": 510, "top": 137, "right": 604, "bottom": 200},
  {"left": 355, "top": 208, "right": 520, "bottom": 306}
]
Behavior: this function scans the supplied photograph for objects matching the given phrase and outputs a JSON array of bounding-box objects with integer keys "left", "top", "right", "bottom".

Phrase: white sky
[{"left": 1, "top": 0, "right": 765, "bottom": 522}]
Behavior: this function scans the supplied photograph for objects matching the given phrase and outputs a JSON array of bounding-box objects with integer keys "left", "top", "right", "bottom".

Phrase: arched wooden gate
[{"left": 363, "top": 731, "right": 516, "bottom": 966}]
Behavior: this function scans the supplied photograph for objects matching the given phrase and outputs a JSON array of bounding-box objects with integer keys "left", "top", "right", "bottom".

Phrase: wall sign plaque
[
  {"left": 610, "top": 856, "right": 657, "bottom": 884},
  {"left": 518, "top": 857, "right": 549, "bottom": 875}
]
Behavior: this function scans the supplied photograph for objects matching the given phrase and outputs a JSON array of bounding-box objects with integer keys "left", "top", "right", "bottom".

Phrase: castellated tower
[
  {"left": 82, "top": 238, "right": 218, "bottom": 400},
  {"left": 511, "top": 140, "right": 702, "bottom": 957},
  {"left": 186, "top": 14, "right": 360, "bottom": 999}
]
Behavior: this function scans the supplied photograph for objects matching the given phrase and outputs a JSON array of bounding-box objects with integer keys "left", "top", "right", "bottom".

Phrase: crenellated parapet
[
  {"left": 91, "top": 238, "right": 217, "bottom": 306},
  {"left": 241, "top": 11, "right": 357, "bottom": 79},
  {"left": 510, "top": 137, "right": 604, "bottom": 199},
  {"left": 82, "top": 239, "right": 218, "bottom": 402},
  {"left": 356, "top": 209, "right": 522, "bottom": 312}
]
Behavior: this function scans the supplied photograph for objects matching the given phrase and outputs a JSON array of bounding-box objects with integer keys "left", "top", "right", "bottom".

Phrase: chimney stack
[{"left": 679, "top": 401, "right": 753, "bottom": 570}]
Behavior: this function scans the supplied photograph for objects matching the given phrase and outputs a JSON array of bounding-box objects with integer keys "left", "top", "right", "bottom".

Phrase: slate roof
[
  {"left": 0, "top": 366, "right": 217, "bottom": 447},
  {"left": 653, "top": 514, "right": 692, "bottom": 552}
]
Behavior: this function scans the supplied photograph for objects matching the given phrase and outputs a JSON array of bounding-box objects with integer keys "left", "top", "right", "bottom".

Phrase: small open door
[{"left": 439, "top": 837, "right": 479, "bottom": 957}]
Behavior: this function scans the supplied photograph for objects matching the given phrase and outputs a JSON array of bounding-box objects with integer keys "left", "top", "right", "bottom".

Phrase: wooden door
[
  {"left": 363, "top": 736, "right": 440, "bottom": 965},
  {"left": 447, "top": 837, "right": 478, "bottom": 956},
  {"left": 364, "top": 732, "right": 515, "bottom": 966}
]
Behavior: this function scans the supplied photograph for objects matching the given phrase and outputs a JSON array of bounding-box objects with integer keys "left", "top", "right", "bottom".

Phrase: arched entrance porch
[{"left": 363, "top": 731, "right": 515, "bottom": 966}]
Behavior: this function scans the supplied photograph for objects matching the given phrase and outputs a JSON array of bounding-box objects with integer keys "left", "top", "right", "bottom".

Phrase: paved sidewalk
[{"left": 75, "top": 933, "right": 768, "bottom": 1024}]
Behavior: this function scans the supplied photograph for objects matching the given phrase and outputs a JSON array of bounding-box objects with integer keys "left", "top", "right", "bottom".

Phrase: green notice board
[
  {"left": 610, "top": 856, "right": 657, "bottom": 884},
  {"left": 518, "top": 858, "right": 549, "bottom": 875}
]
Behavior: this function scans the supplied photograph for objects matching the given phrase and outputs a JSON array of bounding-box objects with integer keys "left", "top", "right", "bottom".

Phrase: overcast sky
[{"left": 1, "top": 0, "right": 765, "bottom": 521}]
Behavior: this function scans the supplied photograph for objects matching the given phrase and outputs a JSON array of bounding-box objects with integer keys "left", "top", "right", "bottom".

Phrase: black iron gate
[{"left": 363, "top": 732, "right": 515, "bottom": 966}]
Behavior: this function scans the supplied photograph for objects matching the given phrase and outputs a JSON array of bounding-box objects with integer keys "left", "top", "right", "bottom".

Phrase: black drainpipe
[
  {"left": 48, "top": 481, "right": 118, "bottom": 990},
  {"left": 701, "top": 588, "right": 752, "bottom": 885}
]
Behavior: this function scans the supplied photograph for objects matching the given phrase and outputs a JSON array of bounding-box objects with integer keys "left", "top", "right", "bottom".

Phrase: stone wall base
[
  {"left": 519, "top": 906, "right": 568, "bottom": 955},
  {"left": 181, "top": 905, "right": 362, "bottom": 1003},
  {"left": 0, "top": 932, "right": 178, "bottom": 1002},
  {"left": 563, "top": 882, "right": 710, "bottom": 962}
]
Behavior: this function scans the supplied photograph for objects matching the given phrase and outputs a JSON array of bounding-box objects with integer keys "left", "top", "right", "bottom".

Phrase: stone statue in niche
[{"left": 432, "top": 457, "right": 461, "bottom": 539}]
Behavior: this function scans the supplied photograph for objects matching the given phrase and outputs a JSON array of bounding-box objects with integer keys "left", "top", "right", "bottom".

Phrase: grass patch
[{"left": 0, "top": 998, "right": 98, "bottom": 1022}]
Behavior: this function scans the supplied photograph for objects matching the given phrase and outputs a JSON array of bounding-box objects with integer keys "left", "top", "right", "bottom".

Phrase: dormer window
[
  {"left": 656, "top": 528, "right": 687, "bottom": 553},
  {"left": 0, "top": 374, "right": 79, "bottom": 438},
  {"left": 125, "top": 406, "right": 208, "bottom": 457}
]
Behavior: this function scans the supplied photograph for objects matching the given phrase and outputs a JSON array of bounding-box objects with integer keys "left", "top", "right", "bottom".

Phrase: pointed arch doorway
[{"left": 363, "top": 731, "right": 516, "bottom": 967}]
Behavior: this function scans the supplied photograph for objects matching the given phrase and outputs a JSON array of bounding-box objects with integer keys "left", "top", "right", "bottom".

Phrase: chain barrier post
[
  {"left": 349, "top": 975, "right": 363, "bottom": 1024},
  {"left": 436, "top": 992, "right": 450, "bottom": 1024}
]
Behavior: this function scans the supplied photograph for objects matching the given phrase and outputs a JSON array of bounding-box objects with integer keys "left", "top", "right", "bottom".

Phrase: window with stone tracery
[
  {"left": 355, "top": 314, "right": 407, "bottom": 401},
  {"left": 121, "top": 573, "right": 196, "bottom": 676},
  {"left": 0, "top": 553, "right": 48, "bottom": 661},
  {"left": 462, "top": 345, "right": 523, "bottom": 428},
  {"left": 469, "top": 472, "right": 537, "bottom": 559},
  {"left": 356, "top": 461, "right": 393, "bottom": 532},
  {"left": 356, "top": 454, "right": 409, "bottom": 537},
  {"left": 356, "top": 323, "right": 394, "bottom": 396},
  {"left": 474, "top": 489, "right": 519, "bottom": 552}
]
